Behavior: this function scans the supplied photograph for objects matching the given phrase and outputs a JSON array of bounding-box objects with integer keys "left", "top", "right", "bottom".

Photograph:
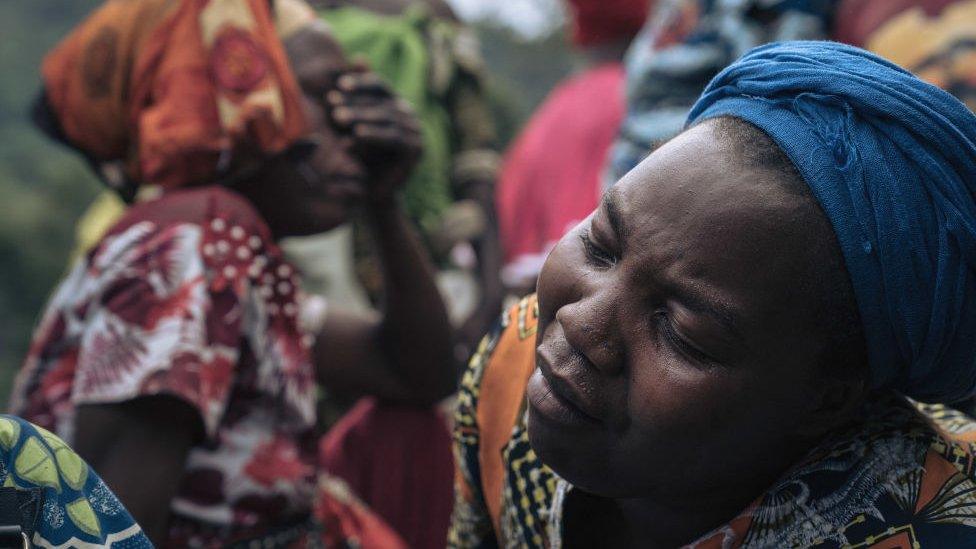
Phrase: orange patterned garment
[
  {"left": 835, "top": 0, "right": 976, "bottom": 111},
  {"left": 41, "top": 0, "right": 310, "bottom": 189}
]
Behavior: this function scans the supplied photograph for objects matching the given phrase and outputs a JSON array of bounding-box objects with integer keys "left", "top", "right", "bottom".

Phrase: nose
[{"left": 555, "top": 288, "right": 624, "bottom": 377}]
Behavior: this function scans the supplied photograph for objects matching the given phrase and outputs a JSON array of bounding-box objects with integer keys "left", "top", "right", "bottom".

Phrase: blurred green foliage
[
  {"left": 0, "top": 1, "right": 575, "bottom": 406},
  {"left": 0, "top": 0, "right": 103, "bottom": 403}
]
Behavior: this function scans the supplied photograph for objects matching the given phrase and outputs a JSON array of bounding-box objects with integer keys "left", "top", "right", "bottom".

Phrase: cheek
[
  {"left": 273, "top": 185, "right": 350, "bottom": 236},
  {"left": 614, "top": 352, "right": 812, "bottom": 485},
  {"left": 537, "top": 227, "right": 591, "bottom": 321},
  {"left": 626, "top": 354, "right": 750, "bottom": 437},
  {"left": 609, "top": 361, "right": 753, "bottom": 485},
  {"left": 308, "top": 126, "right": 363, "bottom": 177}
]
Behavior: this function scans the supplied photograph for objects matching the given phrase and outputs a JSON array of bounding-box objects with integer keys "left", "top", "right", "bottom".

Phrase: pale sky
[{"left": 445, "top": 0, "right": 566, "bottom": 38}]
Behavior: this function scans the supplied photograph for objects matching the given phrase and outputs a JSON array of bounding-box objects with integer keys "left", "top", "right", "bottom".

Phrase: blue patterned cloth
[
  {"left": 604, "top": 0, "right": 836, "bottom": 188},
  {"left": 0, "top": 415, "right": 149, "bottom": 548},
  {"left": 689, "top": 41, "right": 976, "bottom": 403}
]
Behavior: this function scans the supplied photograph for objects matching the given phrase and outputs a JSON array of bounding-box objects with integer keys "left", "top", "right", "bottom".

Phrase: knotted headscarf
[
  {"left": 687, "top": 41, "right": 976, "bottom": 403},
  {"left": 40, "top": 0, "right": 316, "bottom": 195}
]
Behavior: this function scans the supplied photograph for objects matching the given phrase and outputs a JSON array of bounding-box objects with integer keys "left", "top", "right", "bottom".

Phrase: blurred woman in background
[
  {"left": 300, "top": 3, "right": 502, "bottom": 546},
  {"left": 834, "top": 0, "right": 976, "bottom": 111},
  {"left": 313, "top": 0, "right": 504, "bottom": 354},
  {"left": 11, "top": 0, "right": 456, "bottom": 546}
]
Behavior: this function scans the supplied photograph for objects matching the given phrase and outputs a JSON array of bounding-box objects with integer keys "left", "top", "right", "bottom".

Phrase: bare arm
[
  {"left": 313, "top": 69, "right": 457, "bottom": 405},
  {"left": 315, "top": 200, "right": 457, "bottom": 404},
  {"left": 457, "top": 177, "right": 505, "bottom": 356},
  {"left": 72, "top": 396, "right": 201, "bottom": 544}
]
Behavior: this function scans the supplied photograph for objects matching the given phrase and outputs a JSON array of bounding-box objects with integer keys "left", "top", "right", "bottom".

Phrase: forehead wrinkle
[
  {"left": 286, "top": 26, "right": 349, "bottom": 94},
  {"left": 619, "top": 210, "right": 749, "bottom": 346},
  {"left": 646, "top": 238, "right": 748, "bottom": 341}
]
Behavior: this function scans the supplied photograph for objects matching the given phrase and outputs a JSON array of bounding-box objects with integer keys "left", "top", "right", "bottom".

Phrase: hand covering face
[{"left": 688, "top": 41, "right": 976, "bottom": 403}]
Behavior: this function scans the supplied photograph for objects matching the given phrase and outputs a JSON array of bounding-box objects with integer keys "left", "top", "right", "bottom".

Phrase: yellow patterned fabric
[{"left": 449, "top": 294, "right": 557, "bottom": 548}]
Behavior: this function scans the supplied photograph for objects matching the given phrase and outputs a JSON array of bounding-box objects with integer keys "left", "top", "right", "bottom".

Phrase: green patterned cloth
[
  {"left": 317, "top": 3, "right": 499, "bottom": 301},
  {"left": 320, "top": 5, "right": 455, "bottom": 236}
]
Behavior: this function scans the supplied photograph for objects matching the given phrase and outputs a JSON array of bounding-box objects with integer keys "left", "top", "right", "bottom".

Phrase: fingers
[
  {"left": 328, "top": 94, "right": 418, "bottom": 129},
  {"left": 330, "top": 105, "right": 422, "bottom": 150},
  {"left": 350, "top": 124, "right": 423, "bottom": 150},
  {"left": 318, "top": 66, "right": 425, "bottom": 186},
  {"left": 327, "top": 90, "right": 422, "bottom": 149},
  {"left": 334, "top": 71, "right": 391, "bottom": 104},
  {"left": 332, "top": 105, "right": 419, "bottom": 129}
]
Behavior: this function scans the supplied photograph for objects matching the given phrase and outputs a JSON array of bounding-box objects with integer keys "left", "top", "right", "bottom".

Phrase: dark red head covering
[{"left": 564, "top": 0, "right": 651, "bottom": 46}]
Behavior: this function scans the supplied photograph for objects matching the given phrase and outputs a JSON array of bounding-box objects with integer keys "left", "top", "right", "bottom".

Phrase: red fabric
[
  {"left": 497, "top": 63, "right": 626, "bottom": 281},
  {"left": 834, "top": 0, "right": 960, "bottom": 46},
  {"left": 12, "top": 186, "right": 323, "bottom": 546},
  {"left": 565, "top": 0, "right": 650, "bottom": 46},
  {"left": 320, "top": 398, "right": 454, "bottom": 549},
  {"left": 313, "top": 476, "right": 408, "bottom": 549}
]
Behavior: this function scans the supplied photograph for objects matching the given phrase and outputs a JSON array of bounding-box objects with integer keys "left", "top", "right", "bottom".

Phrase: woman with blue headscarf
[{"left": 448, "top": 41, "right": 976, "bottom": 548}]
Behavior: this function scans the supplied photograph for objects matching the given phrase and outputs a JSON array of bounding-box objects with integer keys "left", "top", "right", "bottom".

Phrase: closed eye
[
  {"left": 654, "top": 311, "right": 721, "bottom": 367},
  {"left": 580, "top": 228, "right": 616, "bottom": 268}
]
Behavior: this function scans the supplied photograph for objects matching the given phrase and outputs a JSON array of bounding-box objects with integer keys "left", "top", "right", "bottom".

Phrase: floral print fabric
[
  {"left": 11, "top": 186, "right": 319, "bottom": 546},
  {"left": 0, "top": 415, "right": 149, "bottom": 548}
]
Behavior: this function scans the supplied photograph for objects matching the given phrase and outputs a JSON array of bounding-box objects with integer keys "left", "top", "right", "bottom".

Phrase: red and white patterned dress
[{"left": 11, "top": 186, "right": 324, "bottom": 545}]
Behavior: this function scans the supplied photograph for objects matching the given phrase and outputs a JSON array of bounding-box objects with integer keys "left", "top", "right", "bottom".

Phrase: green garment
[{"left": 320, "top": 5, "right": 455, "bottom": 236}]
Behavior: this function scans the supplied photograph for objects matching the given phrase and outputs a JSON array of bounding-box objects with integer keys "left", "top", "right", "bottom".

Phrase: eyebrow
[
  {"left": 676, "top": 288, "right": 746, "bottom": 345},
  {"left": 602, "top": 190, "right": 628, "bottom": 241}
]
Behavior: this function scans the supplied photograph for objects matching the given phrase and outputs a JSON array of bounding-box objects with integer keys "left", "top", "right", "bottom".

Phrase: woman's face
[
  {"left": 528, "top": 121, "right": 841, "bottom": 500},
  {"left": 245, "top": 24, "right": 367, "bottom": 238}
]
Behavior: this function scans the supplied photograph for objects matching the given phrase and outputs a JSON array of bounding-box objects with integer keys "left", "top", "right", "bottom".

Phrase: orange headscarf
[{"left": 41, "top": 0, "right": 315, "bottom": 192}]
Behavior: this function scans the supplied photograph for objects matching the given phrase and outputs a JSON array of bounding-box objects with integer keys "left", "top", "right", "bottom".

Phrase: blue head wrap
[{"left": 687, "top": 41, "right": 976, "bottom": 403}]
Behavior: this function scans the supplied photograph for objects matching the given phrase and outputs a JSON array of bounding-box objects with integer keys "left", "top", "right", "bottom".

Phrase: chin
[
  {"left": 526, "top": 405, "right": 618, "bottom": 496},
  {"left": 527, "top": 406, "right": 657, "bottom": 498}
]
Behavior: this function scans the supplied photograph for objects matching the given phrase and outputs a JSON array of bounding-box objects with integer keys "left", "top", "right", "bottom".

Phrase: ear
[{"left": 794, "top": 370, "right": 866, "bottom": 439}]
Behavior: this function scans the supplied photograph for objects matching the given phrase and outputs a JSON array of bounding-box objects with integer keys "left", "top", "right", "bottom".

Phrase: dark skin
[
  {"left": 316, "top": 0, "right": 504, "bottom": 355},
  {"left": 526, "top": 120, "right": 865, "bottom": 547},
  {"left": 72, "top": 23, "right": 455, "bottom": 544}
]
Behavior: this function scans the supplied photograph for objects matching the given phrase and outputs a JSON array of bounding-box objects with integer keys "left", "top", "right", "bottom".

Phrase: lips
[{"left": 533, "top": 348, "right": 604, "bottom": 425}]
